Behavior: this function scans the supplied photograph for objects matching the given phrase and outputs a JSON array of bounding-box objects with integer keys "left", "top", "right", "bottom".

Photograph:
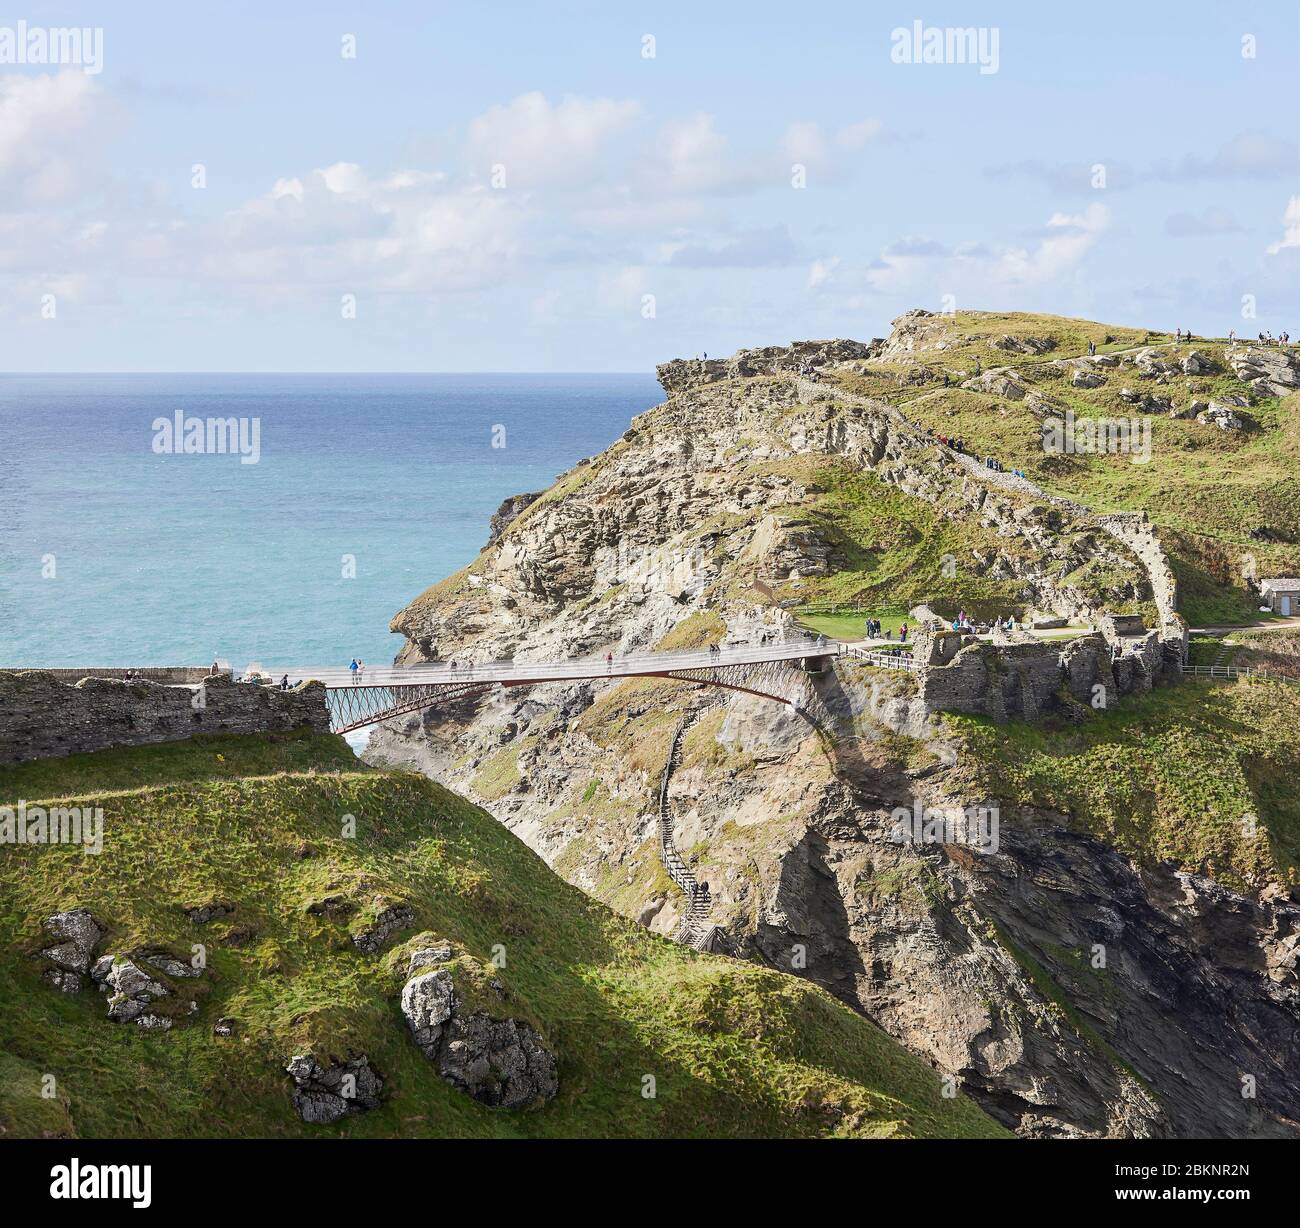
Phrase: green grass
[
  {"left": 831, "top": 314, "right": 1300, "bottom": 627},
  {"left": 785, "top": 461, "right": 1032, "bottom": 618},
  {"left": 0, "top": 732, "right": 1005, "bottom": 1139},
  {"left": 947, "top": 678, "right": 1300, "bottom": 890}
]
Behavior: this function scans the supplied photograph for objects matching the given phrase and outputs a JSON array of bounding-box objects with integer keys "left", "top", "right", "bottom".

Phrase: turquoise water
[{"left": 0, "top": 374, "right": 661, "bottom": 669}]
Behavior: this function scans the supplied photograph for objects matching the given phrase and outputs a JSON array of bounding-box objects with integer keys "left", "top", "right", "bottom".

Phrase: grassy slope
[
  {"left": 832, "top": 312, "right": 1300, "bottom": 627},
  {"left": 0, "top": 731, "right": 1004, "bottom": 1139},
  {"left": 946, "top": 678, "right": 1300, "bottom": 891}
]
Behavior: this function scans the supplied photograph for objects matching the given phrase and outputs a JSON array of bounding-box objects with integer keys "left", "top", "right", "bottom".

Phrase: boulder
[
  {"left": 961, "top": 368, "right": 1028, "bottom": 399},
  {"left": 991, "top": 334, "right": 1055, "bottom": 355},
  {"left": 437, "top": 1013, "right": 559, "bottom": 1109},
  {"left": 1181, "top": 351, "right": 1215, "bottom": 375},
  {"left": 1071, "top": 369, "right": 1105, "bottom": 389},
  {"left": 285, "top": 1054, "right": 384, "bottom": 1124},
  {"left": 102, "top": 958, "right": 170, "bottom": 1026},
  {"left": 142, "top": 950, "right": 202, "bottom": 979},
  {"left": 1196, "top": 402, "right": 1246, "bottom": 431},
  {"left": 401, "top": 969, "right": 456, "bottom": 1053},
  {"left": 39, "top": 909, "right": 105, "bottom": 976}
]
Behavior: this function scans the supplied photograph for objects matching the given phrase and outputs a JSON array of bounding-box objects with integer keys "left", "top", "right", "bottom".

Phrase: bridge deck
[{"left": 271, "top": 639, "right": 842, "bottom": 689}]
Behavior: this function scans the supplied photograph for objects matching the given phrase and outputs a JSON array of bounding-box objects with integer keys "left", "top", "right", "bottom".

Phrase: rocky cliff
[{"left": 370, "top": 310, "right": 1300, "bottom": 1138}]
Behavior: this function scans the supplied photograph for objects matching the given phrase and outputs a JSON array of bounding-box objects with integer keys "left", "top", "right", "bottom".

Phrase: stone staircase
[{"left": 658, "top": 707, "right": 723, "bottom": 951}]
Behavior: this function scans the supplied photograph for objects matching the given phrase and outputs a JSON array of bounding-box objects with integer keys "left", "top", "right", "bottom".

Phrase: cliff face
[{"left": 371, "top": 313, "right": 1300, "bottom": 1138}]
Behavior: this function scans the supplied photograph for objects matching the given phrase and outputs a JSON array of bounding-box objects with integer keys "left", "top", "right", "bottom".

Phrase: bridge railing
[{"left": 281, "top": 637, "right": 842, "bottom": 688}]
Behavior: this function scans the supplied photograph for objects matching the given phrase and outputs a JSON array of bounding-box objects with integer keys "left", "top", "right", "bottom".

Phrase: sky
[{"left": 1, "top": 0, "right": 1298, "bottom": 372}]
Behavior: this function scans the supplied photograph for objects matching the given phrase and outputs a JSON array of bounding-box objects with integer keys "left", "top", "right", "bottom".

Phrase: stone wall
[
  {"left": 902, "top": 627, "right": 1165, "bottom": 723},
  {"left": 0, "top": 671, "right": 331, "bottom": 765}
]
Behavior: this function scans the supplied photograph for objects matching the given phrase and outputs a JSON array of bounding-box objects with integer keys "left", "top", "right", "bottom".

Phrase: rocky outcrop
[
  {"left": 438, "top": 1014, "right": 559, "bottom": 1108},
  {"left": 0, "top": 671, "right": 330, "bottom": 765},
  {"left": 401, "top": 967, "right": 456, "bottom": 1052},
  {"left": 656, "top": 338, "right": 880, "bottom": 397},
  {"left": 1196, "top": 402, "right": 1247, "bottom": 431},
  {"left": 488, "top": 492, "right": 543, "bottom": 546},
  {"left": 1229, "top": 346, "right": 1300, "bottom": 398},
  {"left": 99, "top": 958, "right": 173, "bottom": 1028},
  {"left": 398, "top": 950, "right": 558, "bottom": 1108},
  {"left": 285, "top": 1054, "right": 384, "bottom": 1123},
  {"left": 38, "top": 909, "right": 105, "bottom": 992}
]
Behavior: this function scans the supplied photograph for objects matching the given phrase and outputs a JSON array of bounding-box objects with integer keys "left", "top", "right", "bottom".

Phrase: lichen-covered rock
[
  {"left": 142, "top": 950, "right": 202, "bottom": 979},
  {"left": 406, "top": 945, "right": 455, "bottom": 977},
  {"left": 102, "top": 958, "right": 169, "bottom": 1025},
  {"left": 401, "top": 969, "right": 456, "bottom": 1052},
  {"left": 39, "top": 909, "right": 105, "bottom": 974},
  {"left": 1229, "top": 345, "right": 1300, "bottom": 397},
  {"left": 285, "top": 1054, "right": 384, "bottom": 1123},
  {"left": 352, "top": 901, "right": 415, "bottom": 954},
  {"left": 437, "top": 1013, "right": 558, "bottom": 1108}
]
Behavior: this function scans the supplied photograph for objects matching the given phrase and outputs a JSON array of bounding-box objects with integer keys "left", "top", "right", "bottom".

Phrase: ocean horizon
[{"left": 0, "top": 372, "right": 662, "bottom": 671}]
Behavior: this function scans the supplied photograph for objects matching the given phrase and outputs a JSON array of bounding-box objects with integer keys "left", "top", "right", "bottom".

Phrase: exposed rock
[
  {"left": 285, "top": 1054, "right": 384, "bottom": 1123},
  {"left": 437, "top": 1013, "right": 559, "bottom": 1108},
  {"left": 1196, "top": 402, "right": 1246, "bottom": 431},
  {"left": 1071, "top": 369, "right": 1105, "bottom": 388},
  {"left": 213, "top": 1017, "right": 237, "bottom": 1037},
  {"left": 141, "top": 949, "right": 202, "bottom": 979},
  {"left": 401, "top": 969, "right": 456, "bottom": 1052},
  {"left": 1181, "top": 351, "right": 1215, "bottom": 375},
  {"left": 184, "top": 901, "right": 234, "bottom": 924},
  {"left": 488, "top": 491, "right": 543, "bottom": 546},
  {"left": 991, "top": 334, "right": 1055, "bottom": 355},
  {"left": 39, "top": 909, "right": 105, "bottom": 975},
  {"left": 352, "top": 901, "right": 415, "bottom": 954},
  {"left": 406, "top": 945, "right": 455, "bottom": 977},
  {"left": 1229, "top": 346, "right": 1300, "bottom": 397},
  {"left": 961, "top": 368, "right": 1028, "bottom": 399},
  {"left": 102, "top": 958, "right": 170, "bottom": 1026}
]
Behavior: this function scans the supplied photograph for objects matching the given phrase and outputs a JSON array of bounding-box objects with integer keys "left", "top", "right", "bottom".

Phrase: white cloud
[
  {"left": 465, "top": 91, "right": 640, "bottom": 188},
  {"left": 1266, "top": 196, "right": 1300, "bottom": 255},
  {"left": 0, "top": 70, "right": 112, "bottom": 205},
  {"left": 812, "top": 204, "right": 1111, "bottom": 302}
]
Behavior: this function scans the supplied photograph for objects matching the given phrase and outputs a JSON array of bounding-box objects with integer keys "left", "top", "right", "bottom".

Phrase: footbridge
[{"left": 271, "top": 639, "right": 855, "bottom": 734}]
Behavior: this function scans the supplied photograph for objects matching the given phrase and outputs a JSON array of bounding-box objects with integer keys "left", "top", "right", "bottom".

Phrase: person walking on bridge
[{"left": 349, "top": 658, "right": 359, "bottom": 684}]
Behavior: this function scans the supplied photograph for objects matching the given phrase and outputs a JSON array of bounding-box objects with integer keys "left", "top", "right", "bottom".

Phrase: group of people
[
  {"left": 348, "top": 658, "right": 367, "bottom": 682},
  {"left": 865, "top": 619, "right": 909, "bottom": 643}
]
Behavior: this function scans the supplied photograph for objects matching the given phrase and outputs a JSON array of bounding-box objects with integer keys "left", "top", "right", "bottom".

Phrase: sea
[{"left": 0, "top": 373, "right": 662, "bottom": 675}]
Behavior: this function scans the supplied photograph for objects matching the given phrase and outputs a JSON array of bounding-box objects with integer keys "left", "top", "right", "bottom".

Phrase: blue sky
[{"left": 2, "top": 1, "right": 1298, "bottom": 370}]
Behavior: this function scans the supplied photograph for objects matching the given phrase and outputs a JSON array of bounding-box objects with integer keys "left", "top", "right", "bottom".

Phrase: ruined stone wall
[
  {"left": 0, "top": 671, "right": 331, "bottom": 765},
  {"left": 905, "top": 630, "right": 1164, "bottom": 723}
]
